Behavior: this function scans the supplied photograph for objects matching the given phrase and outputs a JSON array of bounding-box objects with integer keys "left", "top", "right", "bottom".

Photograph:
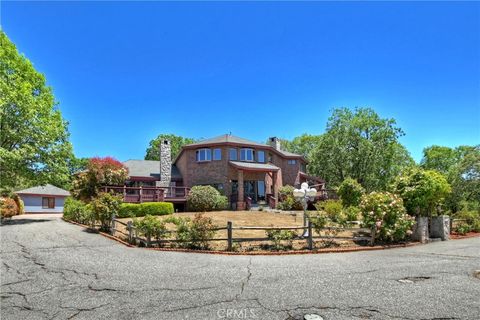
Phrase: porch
[{"left": 102, "top": 186, "right": 190, "bottom": 203}]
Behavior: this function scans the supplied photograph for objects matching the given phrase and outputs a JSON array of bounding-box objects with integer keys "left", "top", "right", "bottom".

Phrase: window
[
  {"left": 288, "top": 159, "right": 297, "bottom": 165},
  {"left": 42, "top": 197, "right": 55, "bottom": 209},
  {"left": 240, "top": 148, "right": 254, "bottom": 161},
  {"left": 213, "top": 148, "right": 222, "bottom": 160},
  {"left": 229, "top": 148, "right": 238, "bottom": 160},
  {"left": 196, "top": 149, "right": 211, "bottom": 162},
  {"left": 257, "top": 150, "right": 265, "bottom": 163},
  {"left": 300, "top": 163, "right": 306, "bottom": 172}
]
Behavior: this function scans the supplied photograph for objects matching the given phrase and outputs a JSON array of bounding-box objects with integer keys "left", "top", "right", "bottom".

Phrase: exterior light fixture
[{"left": 293, "top": 182, "right": 317, "bottom": 237}]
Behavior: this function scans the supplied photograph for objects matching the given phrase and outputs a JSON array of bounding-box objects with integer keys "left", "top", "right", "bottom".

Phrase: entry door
[
  {"left": 244, "top": 181, "right": 256, "bottom": 202},
  {"left": 257, "top": 181, "right": 265, "bottom": 201}
]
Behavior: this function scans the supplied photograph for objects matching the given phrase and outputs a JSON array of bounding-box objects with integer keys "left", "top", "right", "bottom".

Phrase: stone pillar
[
  {"left": 430, "top": 215, "right": 450, "bottom": 241},
  {"left": 157, "top": 139, "right": 172, "bottom": 188},
  {"left": 268, "top": 137, "right": 281, "bottom": 150},
  {"left": 412, "top": 216, "right": 429, "bottom": 243},
  {"left": 272, "top": 171, "right": 279, "bottom": 208},
  {"left": 236, "top": 170, "right": 245, "bottom": 210}
]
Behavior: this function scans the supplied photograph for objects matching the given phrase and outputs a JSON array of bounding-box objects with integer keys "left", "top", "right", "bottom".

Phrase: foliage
[
  {"left": 90, "top": 192, "right": 122, "bottom": 231},
  {"left": 168, "top": 213, "right": 217, "bottom": 249},
  {"left": 71, "top": 157, "right": 129, "bottom": 201},
  {"left": 394, "top": 168, "right": 451, "bottom": 217},
  {"left": 118, "top": 202, "right": 174, "bottom": 218},
  {"left": 265, "top": 228, "right": 296, "bottom": 250},
  {"left": 277, "top": 185, "right": 303, "bottom": 210},
  {"left": 0, "top": 197, "right": 19, "bottom": 218},
  {"left": 421, "top": 145, "right": 460, "bottom": 174},
  {"left": 343, "top": 206, "right": 361, "bottom": 222},
  {"left": 307, "top": 211, "right": 340, "bottom": 247},
  {"left": 337, "top": 178, "right": 365, "bottom": 207},
  {"left": 315, "top": 200, "right": 344, "bottom": 222},
  {"left": 279, "top": 134, "right": 322, "bottom": 170},
  {"left": 133, "top": 215, "right": 167, "bottom": 243},
  {"left": 187, "top": 185, "right": 228, "bottom": 212},
  {"left": 0, "top": 31, "right": 74, "bottom": 190},
  {"left": 309, "top": 107, "right": 414, "bottom": 191},
  {"left": 63, "top": 197, "right": 94, "bottom": 225},
  {"left": 455, "top": 223, "right": 473, "bottom": 235},
  {"left": 145, "top": 134, "right": 196, "bottom": 161},
  {"left": 360, "top": 192, "right": 414, "bottom": 243},
  {"left": 453, "top": 210, "right": 480, "bottom": 233}
]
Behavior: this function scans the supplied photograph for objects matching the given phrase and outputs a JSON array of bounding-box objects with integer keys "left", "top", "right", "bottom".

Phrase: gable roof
[
  {"left": 175, "top": 134, "right": 305, "bottom": 163},
  {"left": 123, "top": 160, "right": 182, "bottom": 180},
  {"left": 15, "top": 184, "right": 70, "bottom": 197}
]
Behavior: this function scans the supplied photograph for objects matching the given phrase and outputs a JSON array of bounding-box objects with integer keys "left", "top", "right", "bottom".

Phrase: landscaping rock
[
  {"left": 304, "top": 314, "right": 324, "bottom": 320},
  {"left": 412, "top": 216, "right": 429, "bottom": 243},
  {"left": 430, "top": 215, "right": 450, "bottom": 241}
]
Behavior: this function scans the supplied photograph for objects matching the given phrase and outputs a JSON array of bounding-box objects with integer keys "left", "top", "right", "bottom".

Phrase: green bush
[
  {"left": 343, "top": 206, "right": 361, "bottom": 222},
  {"left": 455, "top": 223, "right": 472, "bottom": 235},
  {"left": 133, "top": 215, "right": 167, "bottom": 243},
  {"left": 265, "top": 228, "right": 296, "bottom": 250},
  {"left": 337, "top": 178, "right": 365, "bottom": 207},
  {"left": 307, "top": 211, "right": 339, "bottom": 246},
  {"left": 90, "top": 192, "right": 122, "bottom": 231},
  {"left": 187, "top": 186, "right": 227, "bottom": 212},
  {"left": 168, "top": 213, "right": 217, "bottom": 249},
  {"left": 315, "top": 200, "right": 344, "bottom": 222},
  {"left": 118, "top": 202, "right": 174, "bottom": 218},
  {"left": 360, "top": 192, "right": 414, "bottom": 243},
  {"left": 63, "top": 197, "right": 94, "bottom": 225},
  {"left": 453, "top": 210, "right": 480, "bottom": 233},
  {"left": 277, "top": 185, "right": 303, "bottom": 210}
]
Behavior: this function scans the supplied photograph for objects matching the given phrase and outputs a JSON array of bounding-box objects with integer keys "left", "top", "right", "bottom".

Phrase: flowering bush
[
  {"left": 360, "top": 192, "right": 414, "bottom": 243},
  {"left": 72, "top": 157, "right": 129, "bottom": 201},
  {"left": 90, "top": 192, "right": 122, "bottom": 231},
  {"left": 277, "top": 185, "right": 303, "bottom": 210}
]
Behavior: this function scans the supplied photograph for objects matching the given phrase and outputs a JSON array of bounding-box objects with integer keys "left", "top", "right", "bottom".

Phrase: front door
[{"left": 244, "top": 181, "right": 256, "bottom": 202}]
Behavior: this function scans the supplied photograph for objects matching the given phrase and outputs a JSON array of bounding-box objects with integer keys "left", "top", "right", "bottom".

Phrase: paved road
[{"left": 1, "top": 215, "right": 479, "bottom": 320}]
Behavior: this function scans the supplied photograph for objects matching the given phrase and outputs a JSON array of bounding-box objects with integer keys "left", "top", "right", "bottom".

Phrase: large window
[
  {"left": 229, "top": 148, "right": 238, "bottom": 160},
  {"left": 42, "top": 197, "right": 55, "bottom": 209},
  {"left": 196, "top": 149, "right": 212, "bottom": 162},
  {"left": 213, "top": 148, "right": 222, "bottom": 161},
  {"left": 257, "top": 150, "right": 265, "bottom": 163},
  {"left": 240, "top": 148, "right": 254, "bottom": 161},
  {"left": 287, "top": 159, "right": 297, "bottom": 165}
]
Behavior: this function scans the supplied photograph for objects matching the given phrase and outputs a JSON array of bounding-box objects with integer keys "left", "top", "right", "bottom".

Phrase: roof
[
  {"left": 176, "top": 134, "right": 305, "bottom": 163},
  {"left": 229, "top": 161, "right": 280, "bottom": 172},
  {"left": 123, "top": 160, "right": 182, "bottom": 180},
  {"left": 15, "top": 184, "right": 70, "bottom": 197}
]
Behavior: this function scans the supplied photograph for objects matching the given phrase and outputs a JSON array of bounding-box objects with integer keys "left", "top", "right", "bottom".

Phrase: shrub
[
  {"left": 315, "top": 200, "right": 344, "bottom": 222},
  {"left": 337, "top": 178, "right": 365, "bottom": 207},
  {"left": 360, "top": 192, "right": 414, "bottom": 243},
  {"left": 168, "top": 213, "right": 217, "bottom": 249},
  {"left": 453, "top": 210, "right": 480, "bottom": 233},
  {"left": 118, "top": 202, "right": 174, "bottom": 218},
  {"left": 64, "top": 197, "right": 87, "bottom": 222},
  {"left": 343, "top": 206, "right": 361, "bottom": 222},
  {"left": 277, "top": 185, "right": 303, "bottom": 210},
  {"left": 0, "top": 197, "right": 18, "bottom": 219},
  {"left": 133, "top": 215, "right": 167, "bottom": 243},
  {"left": 265, "top": 228, "right": 296, "bottom": 250},
  {"left": 455, "top": 223, "right": 472, "bottom": 235},
  {"left": 307, "top": 211, "right": 339, "bottom": 247},
  {"left": 90, "top": 192, "right": 122, "bottom": 231},
  {"left": 187, "top": 186, "right": 227, "bottom": 212}
]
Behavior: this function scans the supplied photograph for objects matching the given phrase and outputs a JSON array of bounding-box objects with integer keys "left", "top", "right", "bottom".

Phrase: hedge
[{"left": 118, "top": 202, "right": 174, "bottom": 218}]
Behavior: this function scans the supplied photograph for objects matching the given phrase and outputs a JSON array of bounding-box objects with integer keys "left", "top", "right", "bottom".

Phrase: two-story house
[{"left": 107, "top": 134, "right": 324, "bottom": 210}]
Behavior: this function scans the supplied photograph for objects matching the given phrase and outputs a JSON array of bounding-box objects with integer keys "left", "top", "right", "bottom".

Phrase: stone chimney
[
  {"left": 157, "top": 139, "right": 172, "bottom": 187},
  {"left": 268, "top": 137, "right": 281, "bottom": 151}
]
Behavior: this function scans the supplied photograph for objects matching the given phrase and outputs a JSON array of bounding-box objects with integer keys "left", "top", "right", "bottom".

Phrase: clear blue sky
[{"left": 2, "top": 1, "right": 479, "bottom": 162}]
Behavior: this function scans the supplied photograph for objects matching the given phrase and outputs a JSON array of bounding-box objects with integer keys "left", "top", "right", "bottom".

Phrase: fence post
[
  {"left": 227, "top": 221, "right": 233, "bottom": 251},
  {"left": 307, "top": 221, "right": 313, "bottom": 250},
  {"left": 110, "top": 214, "right": 116, "bottom": 235},
  {"left": 146, "top": 234, "right": 151, "bottom": 248},
  {"left": 127, "top": 221, "right": 133, "bottom": 244},
  {"left": 370, "top": 226, "right": 376, "bottom": 246}
]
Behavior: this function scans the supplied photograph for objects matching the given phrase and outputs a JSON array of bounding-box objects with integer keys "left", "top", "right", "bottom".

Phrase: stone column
[
  {"left": 237, "top": 170, "right": 245, "bottom": 210},
  {"left": 272, "top": 171, "right": 279, "bottom": 208},
  {"left": 430, "top": 215, "right": 450, "bottom": 241},
  {"left": 412, "top": 216, "right": 429, "bottom": 243},
  {"left": 157, "top": 139, "right": 172, "bottom": 188}
]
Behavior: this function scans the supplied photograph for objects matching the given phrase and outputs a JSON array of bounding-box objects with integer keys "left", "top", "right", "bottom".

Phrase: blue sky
[{"left": 2, "top": 1, "right": 479, "bottom": 162}]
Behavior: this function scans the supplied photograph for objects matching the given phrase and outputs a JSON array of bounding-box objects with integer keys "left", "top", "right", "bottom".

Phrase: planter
[
  {"left": 412, "top": 216, "right": 429, "bottom": 243},
  {"left": 430, "top": 215, "right": 450, "bottom": 241}
]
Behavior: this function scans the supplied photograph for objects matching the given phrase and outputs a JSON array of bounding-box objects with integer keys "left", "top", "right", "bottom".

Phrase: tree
[
  {"left": 145, "top": 134, "right": 196, "bottom": 161},
  {"left": 280, "top": 134, "right": 322, "bottom": 173},
  {"left": 448, "top": 146, "right": 480, "bottom": 211},
  {"left": 421, "top": 146, "right": 459, "bottom": 174},
  {"left": 72, "top": 157, "right": 129, "bottom": 201},
  {"left": 309, "top": 107, "right": 414, "bottom": 191},
  {"left": 394, "top": 168, "right": 451, "bottom": 216},
  {"left": 0, "top": 31, "right": 74, "bottom": 190},
  {"left": 337, "top": 178, "right": 365, "bottom": 207}
]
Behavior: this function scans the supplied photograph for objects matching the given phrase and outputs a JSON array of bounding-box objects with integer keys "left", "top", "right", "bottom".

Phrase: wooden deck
[{"left": 102, "top": 186, "right": 189, "bottom": 203}]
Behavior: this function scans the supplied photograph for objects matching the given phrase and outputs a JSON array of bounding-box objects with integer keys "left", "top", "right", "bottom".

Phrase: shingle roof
[
  {"left": 15, "top": 184, "right": 70, "bottom": 196},
  {"left": 184, "top": 134, "right": 303, "bottom": 158},
  {"left": 123, "top": 160, "right": 182, "bottom": 179},
  {"left": 229, "top": 161, "right": 280, "bottom": 171}
]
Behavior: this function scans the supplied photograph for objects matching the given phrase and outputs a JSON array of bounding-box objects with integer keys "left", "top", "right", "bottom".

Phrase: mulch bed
[{"left": 450, "top": 232, "right": 480, "bottom": 240}]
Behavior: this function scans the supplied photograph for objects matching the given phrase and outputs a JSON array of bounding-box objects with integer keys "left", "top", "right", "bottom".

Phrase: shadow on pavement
[{"left": 0, "top": 219, "right": 51, "bottom": 226}]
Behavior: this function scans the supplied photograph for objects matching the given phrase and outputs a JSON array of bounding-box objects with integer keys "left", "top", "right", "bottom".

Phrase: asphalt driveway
[{"left": 1, "top": 214, "right": 479, "bottom": 320}]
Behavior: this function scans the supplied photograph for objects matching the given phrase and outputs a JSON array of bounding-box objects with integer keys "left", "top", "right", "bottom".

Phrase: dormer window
[
  {"left": 240, "top": 148, "right": 254, "bottom": 162},
  {"left": 196, "top": 149, "right": 211, "bottom": 162},
  {"left": 287, "top": 159, "right": 297, "bottom": 165}
]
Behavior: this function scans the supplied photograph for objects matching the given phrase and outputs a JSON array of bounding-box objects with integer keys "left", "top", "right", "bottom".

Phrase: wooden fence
[{"left": 110, "top": 218, "right": 375, "bottom": 251}]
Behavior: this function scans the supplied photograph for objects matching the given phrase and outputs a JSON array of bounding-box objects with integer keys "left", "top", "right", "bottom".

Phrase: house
[
  {"left": 105, "top": 134, "right": 325, "bottom": 210},
  {"left": 15, "top": 184, "right": 70, "bottom": 214}
]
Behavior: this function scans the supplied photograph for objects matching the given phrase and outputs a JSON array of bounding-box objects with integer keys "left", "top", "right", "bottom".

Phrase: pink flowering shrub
[{"left": 360, "top": 192, "right": 414, "bottom": 243}]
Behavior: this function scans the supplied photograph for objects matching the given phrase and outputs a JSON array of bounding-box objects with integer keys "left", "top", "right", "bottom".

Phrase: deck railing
[{"left": 102, "top": 186, "right": 189, "bottom": 203}]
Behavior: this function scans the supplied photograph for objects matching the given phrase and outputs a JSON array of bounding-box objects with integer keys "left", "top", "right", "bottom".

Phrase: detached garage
[{"left": 15, "top": 184, "right": 70, "bottom": 214}]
